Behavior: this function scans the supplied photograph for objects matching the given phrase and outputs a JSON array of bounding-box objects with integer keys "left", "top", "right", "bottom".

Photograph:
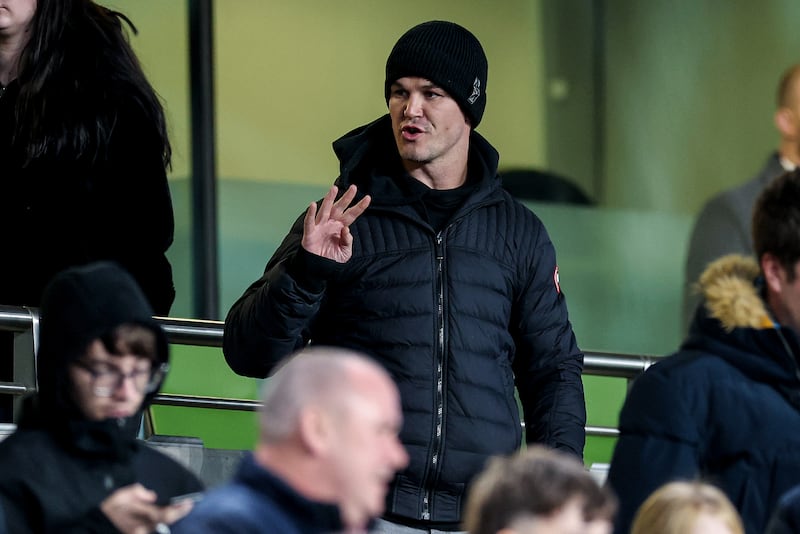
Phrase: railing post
[{"left": 12, "top": 328, "right": 36, "bottom": 422}]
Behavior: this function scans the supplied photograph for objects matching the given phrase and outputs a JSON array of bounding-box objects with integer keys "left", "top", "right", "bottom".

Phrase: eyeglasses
[{"left": 72, "top": 360, "right": 169, "bottom": 397}]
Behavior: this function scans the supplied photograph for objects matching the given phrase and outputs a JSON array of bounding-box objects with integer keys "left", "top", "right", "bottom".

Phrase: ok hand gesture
[{"left": 301, "top": 184, "right": 371, "bottom": 263}]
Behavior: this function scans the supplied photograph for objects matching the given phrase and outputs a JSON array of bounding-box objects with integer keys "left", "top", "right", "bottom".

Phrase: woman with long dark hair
[{"left": 0, "top": 0, "right": 176, "bottom": 421}]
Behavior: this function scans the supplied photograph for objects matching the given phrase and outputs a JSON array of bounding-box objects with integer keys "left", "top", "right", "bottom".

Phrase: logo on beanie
[{"left": 468, "top": 77, "right": 481, "bottom": 104}]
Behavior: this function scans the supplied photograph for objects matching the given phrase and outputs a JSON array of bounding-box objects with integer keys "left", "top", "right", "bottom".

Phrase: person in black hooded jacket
[
  {"left": 0, "top": 262, "right": 203, "bottom": 533},
  {"left": 223, "top": 20, "right": 585, "bottom": 533}
]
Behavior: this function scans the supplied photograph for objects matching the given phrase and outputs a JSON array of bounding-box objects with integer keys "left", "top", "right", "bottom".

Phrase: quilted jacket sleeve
[
  {"left": 223, "top": 212, "right": 342, "bottom": 378},
  {"left": 512, "top": 218, "right": 586, "bottom": 458}
]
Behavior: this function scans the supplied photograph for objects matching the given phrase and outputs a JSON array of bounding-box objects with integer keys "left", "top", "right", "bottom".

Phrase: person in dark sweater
[{"left": 0, "top": 262, "right": 203, "bottom": 533}]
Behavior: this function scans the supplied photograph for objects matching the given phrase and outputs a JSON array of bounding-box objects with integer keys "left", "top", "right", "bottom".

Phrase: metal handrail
[
  {"left": 1, "top": 304, "right": 653, "bottom": 438},
  {"left": 0, "top": 306, "right": 35, "bottom": 333}
]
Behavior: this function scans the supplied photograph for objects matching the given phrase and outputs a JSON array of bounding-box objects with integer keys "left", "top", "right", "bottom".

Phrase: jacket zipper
[{"left": 422, "top": 231, "right": 447, "bottom": 520}]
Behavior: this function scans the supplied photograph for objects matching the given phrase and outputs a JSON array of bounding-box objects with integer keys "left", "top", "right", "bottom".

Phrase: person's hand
[
  {"left": 100, "top": 483, "right": 195, "bottom": 534},
  {"left": 301, "top": 185, "right": 371, "bottom": 263}
]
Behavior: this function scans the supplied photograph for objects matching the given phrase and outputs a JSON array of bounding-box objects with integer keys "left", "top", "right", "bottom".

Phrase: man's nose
[
  {"left": 403, "top": 94, "right": 423, "bottom": 118},
  {"left": 392, "top": 438, "right": 410, "bottom": 469},
  {"left": 111, "top": 374, "right": 140, "bottom": 399}
]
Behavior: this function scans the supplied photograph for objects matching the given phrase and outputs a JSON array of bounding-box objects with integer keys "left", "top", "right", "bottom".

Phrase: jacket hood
[
  {"left": 331, "top": 114, "right": 501, "bottom": 206},
  {"left": 33, "top": 261, "right": 169, "bottom": 429},
  {"left": 685, "top": 254, "right": 800, "bottom": 389},
  {"left": 696, "top": 254, "right": 775, "bottom": 331}
]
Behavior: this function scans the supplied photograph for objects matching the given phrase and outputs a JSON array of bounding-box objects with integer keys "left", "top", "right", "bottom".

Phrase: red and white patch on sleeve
[{"left": 553, "top": 266, "right": 561, "bottom": 294}]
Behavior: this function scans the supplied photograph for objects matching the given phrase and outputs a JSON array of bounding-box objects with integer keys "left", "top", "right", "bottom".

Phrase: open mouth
[{"left": 401, "top": 124, "right": 425, "bottom": 140}]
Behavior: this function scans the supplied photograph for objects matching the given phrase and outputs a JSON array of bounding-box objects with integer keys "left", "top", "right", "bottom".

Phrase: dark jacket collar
[
  {"left": 330, "top": 114, "right": 502, "bottom": 210},
  {"left": 237, "top": 453, "right": 344, "bottom": 532}
]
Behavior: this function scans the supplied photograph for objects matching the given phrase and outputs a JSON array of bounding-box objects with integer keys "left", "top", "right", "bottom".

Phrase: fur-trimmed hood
[
  {"left": 685, "top": 254, "right": 800, "bottom": 387},
  {"left": 696, "top": 254, "right": 775, "bottom": 331}
]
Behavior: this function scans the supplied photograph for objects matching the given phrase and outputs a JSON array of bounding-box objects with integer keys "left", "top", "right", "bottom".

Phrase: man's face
[
  {"left": 509, "top": 498, "right": 588, "bottom": 534},
  {"left": 388, "top": 76, "right": 471, "bottom": 176},
  {"left": 765, "top": 257, "right": 800, "bottom": 335},
  {"left": 776, "top": 72, "right": 800, "bottom": 162},
  {"left": 328, "top": 372, "right": 409, "bottom": 529},
  {"left": 68, "top": 339, "right": 152, "bottom": 421},
  {"left": 584, "top": 517, "right": 613, "bottom": 534},
  {"left": 791, "top": 82, "right": 800, "bottom": 157},
  {"left": 0, "top": 0, "right": 36, "bottom": 40}
]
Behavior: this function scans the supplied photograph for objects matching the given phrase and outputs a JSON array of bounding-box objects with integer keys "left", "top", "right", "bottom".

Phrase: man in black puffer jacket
[{"left": 223, "top": 20, "right": 585, "bottom": 533}]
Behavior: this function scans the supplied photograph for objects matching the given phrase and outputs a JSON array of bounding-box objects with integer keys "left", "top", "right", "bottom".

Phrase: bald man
[
  {"left": 683, "top": 64, "right": 800, "bottom": 329},
  {"left": 172, "top": 347, "right": 409, "bottom": 533}
]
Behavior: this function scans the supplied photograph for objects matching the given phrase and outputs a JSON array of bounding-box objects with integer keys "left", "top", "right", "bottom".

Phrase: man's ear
[
  {"left": 775, "top": 107, "right": 798, "bottom": 139},
  {"left": 297, "top": 406, "right": 332, "bottom": 456},
  {"left": 761, "top": 252, "right": 787, "bottom": 294}
]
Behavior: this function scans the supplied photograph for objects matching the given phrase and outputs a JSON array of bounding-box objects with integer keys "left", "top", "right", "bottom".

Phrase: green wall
[{"left": 602, "top": 0, "right": 800, "bottom": 213}]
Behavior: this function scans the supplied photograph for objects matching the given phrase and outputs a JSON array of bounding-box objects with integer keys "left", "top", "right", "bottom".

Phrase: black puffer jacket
[
  {"left": 224, "top": 115, "right": 585, "bottom": 524},
  {"left": 0, "top": 262, "right": 202, "bottom": 533}
]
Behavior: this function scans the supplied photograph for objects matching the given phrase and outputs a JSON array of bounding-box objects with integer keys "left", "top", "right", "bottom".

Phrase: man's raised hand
[{"left": 301, "top": 185, "right": 371, "bottom": 263}]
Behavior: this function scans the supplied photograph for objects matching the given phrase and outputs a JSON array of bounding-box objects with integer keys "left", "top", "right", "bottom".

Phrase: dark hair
[
  {"left": 14, "top": 0, "right": 170, "bottom": 167},
  {"left": 100, "top": 324, "right": 158, "bottom": 363},
  {"left": 463, "top": 446, "right": 615, "bottom": 534},
  {"left": 752, "top": 169, "right": 800, "bottom": 281}
]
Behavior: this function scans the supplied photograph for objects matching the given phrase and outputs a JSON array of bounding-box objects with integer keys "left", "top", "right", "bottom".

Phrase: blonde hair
[{"left": 631, "top": 481, "right": 744, "bottom": 534}]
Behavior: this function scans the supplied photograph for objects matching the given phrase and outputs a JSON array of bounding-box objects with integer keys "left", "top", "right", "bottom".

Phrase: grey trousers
[{"left": 371, "top": 518, "right": 466, "bottom": 534}]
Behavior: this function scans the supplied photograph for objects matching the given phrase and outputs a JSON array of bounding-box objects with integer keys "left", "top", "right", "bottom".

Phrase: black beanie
[{"left": 385, "top": 20, "right": 488, "bottom": 127}]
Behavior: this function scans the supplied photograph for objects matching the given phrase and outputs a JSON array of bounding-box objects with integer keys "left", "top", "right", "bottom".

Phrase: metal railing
[{"left": 1, "top": 304, "right": 661, "bottom": 438}]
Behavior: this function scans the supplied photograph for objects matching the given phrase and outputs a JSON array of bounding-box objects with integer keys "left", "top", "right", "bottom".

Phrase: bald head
[
  {"left": 256, "top": 346, "right": 409, "bottom": 530},
  {"left": 775, "top": 64, "right": 800, "bottom": 164},
  {"left": 777, "top": 64, "right": 800, "bottom": 109},
  {"left": 259, "top": 346, "right": 395, "bottom": 444}
]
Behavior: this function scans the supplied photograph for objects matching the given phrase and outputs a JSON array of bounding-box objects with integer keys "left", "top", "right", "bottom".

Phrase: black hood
[{"left": 32, "top": 261, "right": 169, "bottom": 432}]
